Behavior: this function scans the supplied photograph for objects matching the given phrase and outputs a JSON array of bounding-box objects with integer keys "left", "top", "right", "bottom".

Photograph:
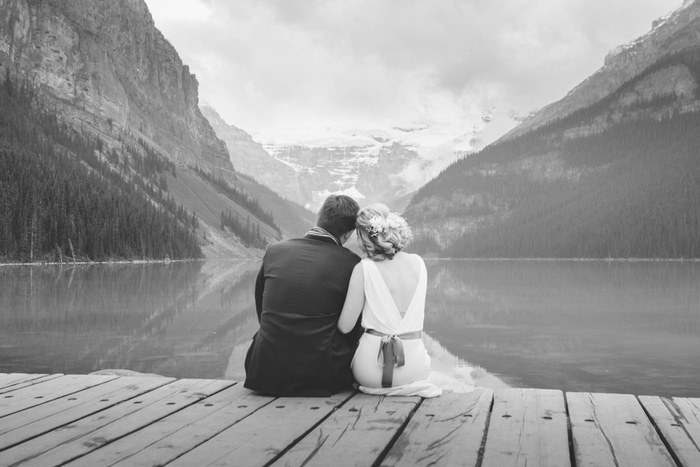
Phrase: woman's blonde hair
[{"left": 356, "top": 203, "right": 413, "bottom": 261}]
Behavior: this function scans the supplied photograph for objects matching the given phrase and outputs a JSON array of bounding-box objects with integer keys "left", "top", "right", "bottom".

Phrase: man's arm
[{"left": 254, "top": 262, "right": 264, "bottom": 323}]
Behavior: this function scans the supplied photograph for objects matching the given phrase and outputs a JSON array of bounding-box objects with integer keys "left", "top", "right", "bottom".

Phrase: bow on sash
[{"left": 366, "top": 329, "right": 422, "bottom": 388}]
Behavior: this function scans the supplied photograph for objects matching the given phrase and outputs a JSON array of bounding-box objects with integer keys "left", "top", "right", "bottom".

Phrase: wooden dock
[{"left": 0, "top": 373, "right": 698, "bottom": 466}]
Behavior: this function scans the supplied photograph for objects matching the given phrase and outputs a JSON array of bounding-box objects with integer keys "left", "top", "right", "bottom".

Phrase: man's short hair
[{"left": 316, "top": 195, "right": 360, "bottom": 239}]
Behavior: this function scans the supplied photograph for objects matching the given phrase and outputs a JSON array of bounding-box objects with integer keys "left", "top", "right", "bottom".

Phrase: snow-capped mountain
[{"left": 206, "top": 106, "right": 519, "bottom": 212}]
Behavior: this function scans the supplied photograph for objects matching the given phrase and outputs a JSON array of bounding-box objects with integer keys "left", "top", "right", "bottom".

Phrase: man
[{"left": 244, "top": 194, "right": 362, "bottom": 396}]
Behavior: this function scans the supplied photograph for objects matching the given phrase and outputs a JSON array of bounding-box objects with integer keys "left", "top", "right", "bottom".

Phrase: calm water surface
[{"left": 1, "top": 259, "right": 698, "bottom": 397}]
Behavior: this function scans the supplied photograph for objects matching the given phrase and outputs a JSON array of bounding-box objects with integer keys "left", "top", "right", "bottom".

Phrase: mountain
[
  {"left": 507, "top": 0, "right": 700, "bottom": 138},
  {"left": 404, "top": 0, "right": 700, "bottom": 259},
  {"left": 0, "top": 0, "right": 311, "bottom": 262},
  {"left": 205, "top": 106, "right": 517, "bottom": 212},
  {"left": 263, "top": 121, "right": 512, "bottom": 212},
  {"left": 200, "top": 105, "right": 304, "bottom": 203}
]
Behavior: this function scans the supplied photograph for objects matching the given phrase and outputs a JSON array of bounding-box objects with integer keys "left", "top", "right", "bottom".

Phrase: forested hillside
[
  {"left": 410, "top": 112, "right": 700, "bottom": 258},
  {"left": 0, "top": 75, "right": 202, "bottom": 262},
  {"left": 0, "top": 0, "right": 315, "bottom": 262},
  {"left": 406, "top": 48, "right": 700, "bottom": 259}
]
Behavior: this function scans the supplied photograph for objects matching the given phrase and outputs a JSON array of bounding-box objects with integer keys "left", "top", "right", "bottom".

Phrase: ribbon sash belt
[{"left": 366, "top": 329, "right": 422, "bottom": 388}]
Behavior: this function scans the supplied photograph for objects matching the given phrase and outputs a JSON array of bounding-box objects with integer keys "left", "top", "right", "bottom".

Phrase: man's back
[{"left": 244, "top": 236, "right": 361, "bottom": 396}]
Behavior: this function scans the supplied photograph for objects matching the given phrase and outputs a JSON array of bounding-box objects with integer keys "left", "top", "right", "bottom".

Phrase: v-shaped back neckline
[{"left": 365, "top": 258, "right": 422, "bottom": 319}]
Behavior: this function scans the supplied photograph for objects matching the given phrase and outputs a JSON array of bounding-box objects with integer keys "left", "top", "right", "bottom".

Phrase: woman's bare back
[{"left": 371, "top": 251, "right": 421, "bottom": 315}]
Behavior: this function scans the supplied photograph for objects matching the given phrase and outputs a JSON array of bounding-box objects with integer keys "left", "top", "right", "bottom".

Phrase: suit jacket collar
[{"left": 305, "top": 226, "right": 341, "bottom": 246}]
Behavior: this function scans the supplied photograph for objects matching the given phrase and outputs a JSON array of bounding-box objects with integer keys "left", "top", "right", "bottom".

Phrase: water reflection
[
  {"left": 1, "top": 259, "right": 699, "bottom": 397},
  {"left": 424, "top": 259, "right": 700, "bottom": 397},
  {"left": 0, "top": 261, "right": 260, "bottom": 379}
]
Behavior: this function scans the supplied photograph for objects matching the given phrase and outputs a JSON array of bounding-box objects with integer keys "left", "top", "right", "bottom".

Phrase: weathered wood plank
[
  {"left": 639, "top": 396, "right": 700, "bottom": 467},
  {"left": 0, "top": 378, "right": 234, "bottom": 467},
  {"left": 168, "top": 391, "right": 352, "bottom": 467},
  {"left": 0, "top": 373, "right": 51, "bottom": 390},
  {"left": 67, "top": 385, "right": 274, "bottom": 467},
  {"left": 0, "top": 376, "right": 173, "bottom": 451},
  {"left": 0, "top": 374, "right": 117, "bottom": 418},
  {"left": 481, "top": 388, "right": 570, "bottom": 467},
  {"left": 273, "top": 393, "right": 421, "bottom": 467},
  {"left": 0, "top": 374, "right": 63, "bottom": 395},
  {"left": 381, "top": 388, "right": 493, "bottom": 467},
  {"left": 567, "top": 392, "right": 676, "bottom": 467}
]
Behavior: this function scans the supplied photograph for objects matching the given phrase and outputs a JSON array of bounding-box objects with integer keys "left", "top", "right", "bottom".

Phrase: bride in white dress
[{"left": 338, "top": 203, "right": 441, "bottom": 398}]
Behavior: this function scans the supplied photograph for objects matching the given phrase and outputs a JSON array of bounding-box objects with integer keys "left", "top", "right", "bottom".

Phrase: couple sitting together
[{"left": 244, "top": 194, "right": 441, "bottom": 398}]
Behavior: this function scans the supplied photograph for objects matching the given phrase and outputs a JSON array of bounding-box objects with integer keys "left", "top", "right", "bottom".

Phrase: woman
[{"left": 338, "top": 203, "right": 441, "bottom": 397}]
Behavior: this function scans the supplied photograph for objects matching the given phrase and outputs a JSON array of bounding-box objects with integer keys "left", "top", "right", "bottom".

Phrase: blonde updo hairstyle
[{"left": 356, "top": 203, "right": 413, "bottom": 261}]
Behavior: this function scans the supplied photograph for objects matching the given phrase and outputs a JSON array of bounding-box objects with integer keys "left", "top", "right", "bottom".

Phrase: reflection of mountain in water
[
  {"left": 422, "top": 333, "right": 508, "bottom": 392},
  {"left": 96, "top": 260, "right": 261, "bottom": 378},
  {"left": 0, "top": 261, "right": 262, "bottom": 378},
  {"left": 423, "top": 259, "right": 700, "bottom": 396}
]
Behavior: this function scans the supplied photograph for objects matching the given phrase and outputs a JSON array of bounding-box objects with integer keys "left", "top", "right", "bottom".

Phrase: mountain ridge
[
  {"left": 0, "top": 0, "right": 310, "bottom": 261},
  {"left": 404, "top": 0, "right": 700, "bottom": 259},
  {"left": 505, "top": 0, "right": 700, "bottom": 139}
]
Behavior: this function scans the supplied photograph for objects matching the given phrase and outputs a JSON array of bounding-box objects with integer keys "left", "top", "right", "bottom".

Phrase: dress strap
[{"left": 365, "top": 329, "right": 422, "bottom": 387}]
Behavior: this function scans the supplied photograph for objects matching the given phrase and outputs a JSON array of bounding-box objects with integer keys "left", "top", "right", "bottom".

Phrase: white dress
[{"left": 351, "top": 257, "right": 442, "bottom": 398}]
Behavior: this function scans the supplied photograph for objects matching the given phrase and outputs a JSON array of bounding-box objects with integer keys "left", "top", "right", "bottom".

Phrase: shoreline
[
  {"left": 0, "top": 257, "right": 248, "bottom": 267},
  {"left": 424, "top": 257, "right": 700, "bottom": 262},
  {"left": 4, "top": 256, "right": 699, "bottom": 267}
]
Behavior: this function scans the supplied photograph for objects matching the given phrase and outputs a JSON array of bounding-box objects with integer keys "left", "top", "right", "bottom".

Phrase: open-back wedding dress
[{"left": 351, "top": 256, "right": 442, "bottom": 398}]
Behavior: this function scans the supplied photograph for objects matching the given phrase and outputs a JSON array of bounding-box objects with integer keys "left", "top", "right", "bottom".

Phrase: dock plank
[
  {"left": 639, "top": 396, "right": 700, "bottom": 467},
  {"left": 0, "top": 378, "right": 234, "bottom": 467},
  {"left": 0, "top": 374, "right": 63, "bottom": 395},
  {"left": 0, "top": 376, "right": 173, "bottom": 451},
  {"left": 1, "top": 373, "right": 698, "bottom": 467},
  {"left": 0, "top": 374, "right": 51, "bottom": 390},
  {"left": 481, "top": 388, "right": 570, "bottom": 467},
  {"left": 567, "top": 392, "right": 676, "bottom": 467},
  {"left": 382, "top": 388, "right": 493, "bottom": 467},
  {"left": 273, "top": 393, "right": 421, "bottom": 467},
  {"left": 168, "top": 391, "right": 352, "bottom": 467},
  {"left": 67, "top": 384, "right": 274, "bottom": 467},
  {"left": 0, "top": 374, "right": 117, "bottom": 418}
]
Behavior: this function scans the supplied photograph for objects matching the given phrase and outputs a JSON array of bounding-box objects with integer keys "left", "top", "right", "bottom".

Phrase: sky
[{"left": 144, "top": 0, "right": 679, "bottom": 144}]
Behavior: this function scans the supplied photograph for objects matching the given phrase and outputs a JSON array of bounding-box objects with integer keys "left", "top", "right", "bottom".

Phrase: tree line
[
  {"left": 0, "top": 73, "right": 202, "bottom": 262},
  {"left": 192, "top": 165, "right": 281, "bottom": 235},
  {"left": 220, "top": 209, "right": 268, "bottom": 249},
  {"left": 409, "top": 105, "right": 700, "bottom": 258}
]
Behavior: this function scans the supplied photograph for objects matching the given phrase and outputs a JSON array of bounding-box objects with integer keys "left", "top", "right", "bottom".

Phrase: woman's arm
[{"left": 338, "top": 262, "right": 365, "bottom": 334}]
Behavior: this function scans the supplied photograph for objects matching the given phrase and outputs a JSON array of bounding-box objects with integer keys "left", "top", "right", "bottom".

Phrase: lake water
[{"left": 1, "top": 259, "right": 698, "bottom": 397}]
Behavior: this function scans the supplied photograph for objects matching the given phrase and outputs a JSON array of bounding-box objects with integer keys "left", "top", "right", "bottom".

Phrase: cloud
[{"left": 145, "top": 0, "right": 677, "bottom": 140}]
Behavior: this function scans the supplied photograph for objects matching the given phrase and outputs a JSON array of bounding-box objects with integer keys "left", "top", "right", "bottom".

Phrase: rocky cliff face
[
  {"left": 0, "top": 0, "right": 229, "bottom": 171},
  {"left": 202, "top": 106, "right": 434, "bottom": 211},
  {"left": 507, "top": 0, "right": 700, "bottom": 139},
  {"left": 200, "top": 106, "right": 304, "bottom": 202}
]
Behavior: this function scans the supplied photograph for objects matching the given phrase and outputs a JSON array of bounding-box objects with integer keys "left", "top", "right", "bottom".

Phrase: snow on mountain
[{"left": 256, "top": 109, "right": 519, "bottom": 211}]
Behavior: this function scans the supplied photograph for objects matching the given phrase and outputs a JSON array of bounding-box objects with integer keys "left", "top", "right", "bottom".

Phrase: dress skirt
[{"left": 351, "top": 332, "right": 431, "bottom": 388}]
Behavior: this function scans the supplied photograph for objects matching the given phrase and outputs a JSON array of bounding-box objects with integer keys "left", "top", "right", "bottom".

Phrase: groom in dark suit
[{"left": 244, "top": 194, "right": 362, "bottom": 396}]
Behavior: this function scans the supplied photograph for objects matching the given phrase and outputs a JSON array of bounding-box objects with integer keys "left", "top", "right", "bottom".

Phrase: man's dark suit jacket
[{"left": 244, "top": 233, "right": 362, "bottom": 397}]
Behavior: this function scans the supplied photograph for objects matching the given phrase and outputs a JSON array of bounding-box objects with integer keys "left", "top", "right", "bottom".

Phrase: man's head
[{"left": 316, "top": 195, "right": 360, "bottom": 242}]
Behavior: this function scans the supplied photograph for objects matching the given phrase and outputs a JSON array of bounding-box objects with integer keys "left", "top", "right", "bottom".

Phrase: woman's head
[{"left": 356, "top": 203, "right": 413, "bottom": 261}]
